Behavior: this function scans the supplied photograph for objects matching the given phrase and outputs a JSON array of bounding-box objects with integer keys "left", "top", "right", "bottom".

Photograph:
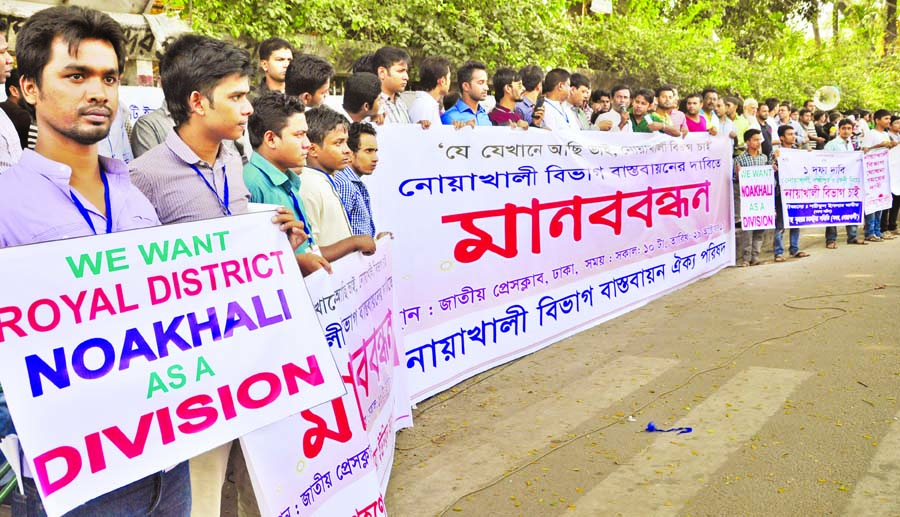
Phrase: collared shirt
[
  {"left": 130, "top": 129, "right": 250, "bottom": 224},
  {"left": 242, "top": 152, "right": 312, "bottom": 253},
  {"left": 863, "top": 129, "right": 890, "bottom": 149},
  {"left": 407, "top": 91, "right": 442, "bottom": 127},
  {"left": 0, "top": 108, "right": 23, "bottom": 173},
  {"left": 571, "top": 104, "right": 591, "bottom": 130},
  {"left": 515, "top": 96, "right": 537, "bottom": 125},
  {"left": 719, "top": 115, "right": 736, "bottom": 146},
  {"left": 541, "top": 99, "right": 579, "bottom": 131},
  {"left": 593, "top": 109, "right": 632, "bottom": 132},
  {"left": 824, "top": 137, "right": 854, "bottom": 151},
  {"left": 734, "top": 115, "right": 750, "bottom": 146},
  {"left": 488, "top": 104, "right": 522, "bottom": 126},
  {"left": 735, "top": 150, "right": 772, "bottom": 168},
  {"left": 379, "top": 92, "right": 411, "bottom": 124},
  {"left": 130, "top": 105, "right": 173, "bottom": 158},
  {"left": 333, "top": 166, "right": 376, "bottom": 237},
  {"left": 299, "top": 166, "right": 353, "bottom": 246},
  {"left": 701, "top": 109, "right": 720, "bottom": 130},
  {"left": 630, "top": 114, "right": 652, "bottom": 133},
  {"left": 650, "top": 110, "right": 687, "bottom": 133},
  {"left": 0, "top": 150, "right": 159, "bottom": 246},
  {"left": 441, "top": 98, "right": 492, "bottom": 126}
]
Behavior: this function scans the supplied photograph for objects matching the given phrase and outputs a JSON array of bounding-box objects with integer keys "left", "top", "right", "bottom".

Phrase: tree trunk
[
  {"left": 886, "top": 0, "right": 897, "bottom": 55},
  {"left": 832, "top": 1, "right": 839, "bottom": 46},
  {"left": 812, "top": 15, "right": 822, "bottom": 47}
]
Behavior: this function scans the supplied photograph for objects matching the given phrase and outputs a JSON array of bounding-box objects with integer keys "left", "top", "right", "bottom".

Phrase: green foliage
[{"left": 184, "top": 0, "right": 900, "bottom": 108}]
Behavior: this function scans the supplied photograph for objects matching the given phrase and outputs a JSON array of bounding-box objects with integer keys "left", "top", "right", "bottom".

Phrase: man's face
[
  {"left": 778, "top": 105, "right": 789, "bottom": 121},
  {"left": 877, "top": 115, "right": 891, "bottom": 130},
  {"left": 703, "top": 92, "right": 718, "bottom": 111},
  {"left": 311, "top": 126, "right": 350, "bottom": 172},
  {"left": 839, "top": 123, "right": 853, "bottom": 139},
  {"left": 507, "top": 79, "right": 525, "bottom": 102},
  {"left": 714, "top": 99, "right": 727, "bottom": 118},
  {"left": 367, "top": 96, "right": 382, "bottom": 118},
  {"left": 790, "top": 110, "right": 799, "bottom": 121},
  {"left": 685, "top": 96, "right": 701, "bottom": 116},
  {"left": 380, "top": 61, "right": 408, "bottom": 95},
  {"left": 757, "top": 104, "right": 769, "bottom": 122},
  {"left": 305, "top": 78, "right": 330, "bottom": 108},
  {"left": 24, "top": 37, "right": 119, "bottom": 146},
  {"left": 613, "top": 89, "right": 630, "bottom": 111},
  {"left": 805, "top": 101, "right": 815, "bottom": 112},
  {"left": 204, "top": 73, "right": 253, "bottom": 142},
  {"left": 657, "top": 90, "right": 675, "bottom": 110},
  {"left": 262, "top": 48, "right": 293, "bottom": 83},
  {"left": 464, "top": 69, "right": 489, "bottom": 102},
  {"left": 351, "top": 132, "right": 379, "bottom": 176},
  {"left": 744, "top": 102, "right": 758, "bottom": 117},
  {"left": 892, "top": 119, "right": 900, "bottom": 133},
  {"left": 599, "top": 95, "right": 611, "bottom": 113},
  {"left": 0, "top": 34, "right": 11, "bottom": 83},
  {"left": 275, "top": 113, "right": 310, "bottom": 169},
  {"left": 632, "top": 95, "right": 650, "bottom": 116},
  {"left": 438, "top": 71, "right": 451, "bottom": 96},
  {"left": 782, "top": 128, "right": 796, "bottom": 146},
  {"left": 573, "top": 85, "right": 591, "bottom": 105},
  {"left": 747, "top": 134, "right": 762, "bottom": 152},
  {"left": 800, "top": 111, "right": 812, "bottom": 123},
  {"left": 725, "top": 101, "right": 738, "bottom": 117}
]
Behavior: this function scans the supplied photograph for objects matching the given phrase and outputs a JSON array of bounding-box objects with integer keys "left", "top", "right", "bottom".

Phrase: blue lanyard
[
  {"left": 70, "top": 167, "right": 112, "bottom": 235},
  {"left": 190, "top": 163, "right": 231, "bottom": 216},
  {"left": 252, "top": 164, "right": 315, "bottom": 247},
  {"left": 544, "top": 99, "right": 569, "bottom": 124}
]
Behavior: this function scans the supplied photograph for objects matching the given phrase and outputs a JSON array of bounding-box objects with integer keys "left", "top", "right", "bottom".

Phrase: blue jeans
[
  {"left": 865, "top": 211, "right": 883, "bottom": 238},
  {"left": 11, "top": 461, "right": 190, "bottom": 516},
  {"left": 825, "top": 225, "right": 859, "bottom": 243},
  {"left": 774, "top": 197, "right": 800, "bottom": 256}
]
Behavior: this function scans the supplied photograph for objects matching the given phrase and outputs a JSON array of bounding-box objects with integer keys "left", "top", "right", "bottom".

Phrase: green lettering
[
  {"left": 138, "top": 240, "right": 170, "bottom": 265},
  {"left": 147, "top": 371, "right": 169, "bottom": 399},
  {"left": 170, "top": 238, "right": 191, "bottom": 260},
  {"left": 106, "top": 247, "right": 130, "bottom": 272},
  {"left": 167, "top": 364, "right": 186, "bottom": 389},
  {"left": 196, "top": 356, "right": 216, "bottom": 381}
]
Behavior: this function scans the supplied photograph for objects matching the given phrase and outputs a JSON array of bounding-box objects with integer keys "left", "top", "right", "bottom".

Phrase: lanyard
[
  {"left": 190, "top": 163, "right": 231, "bottom": 216},
  {"left": 252, "top": 164, "right": 315, "bottom": 247},
  {"left": 70, "top": 167, "right": 112, "bottom": 235},
  {"left": 544, "top": 99, "right": 569, "bottom": 124}
]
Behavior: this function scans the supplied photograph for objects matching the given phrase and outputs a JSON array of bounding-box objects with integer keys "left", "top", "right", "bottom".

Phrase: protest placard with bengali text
[
  {"left": 0, "top": 212, "right": 344, "bottom": 516},
  {"left": 863, "top": 148, "right": 893, "bottom": 214},
  {"left": 242, "top": 241, "right": 410, "bottom": 516},
  {"left": 776, "top": 148, "right": 864, "bottom": 227},
  {"left": 369, "top": 127, "right": 735, "bottom": 402},
  {"left": 889, "top": 147, "right": 900, "bottom": 196},
  {"left": 737, "top": 165, "right": 776, "bottom": 229}
]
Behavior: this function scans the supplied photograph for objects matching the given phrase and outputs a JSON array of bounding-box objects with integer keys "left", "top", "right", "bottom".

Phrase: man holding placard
[
  {"left": 734, "top": 129, "right": 771, "bottom": 266},
  {"left": 861, "top": 109, "right": 898, "bottom": 242},
  {"left": 824, "top": 119, "right": 867, "bottom": 247}
]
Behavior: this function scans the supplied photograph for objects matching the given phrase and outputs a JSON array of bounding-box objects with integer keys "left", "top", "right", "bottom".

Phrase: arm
[{"left": 320, "top": 235, "right": 376, "bottom": 261}]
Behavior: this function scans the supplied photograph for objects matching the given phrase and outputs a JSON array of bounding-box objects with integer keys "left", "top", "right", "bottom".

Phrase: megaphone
[{"left": 813, "top": 86, "right": 841, "bottom": 111}]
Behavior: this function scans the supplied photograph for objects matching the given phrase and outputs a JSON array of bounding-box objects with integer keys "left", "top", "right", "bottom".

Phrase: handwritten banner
[
  {"left": 368, "top": 127, "right": 735, "bottom": 402},
  {"left": 0, "top": 212, "right": 345, "bottom": 516},
  {"left": 737, "top": 165, "right": 776, "bottom": 229},
  {"left": 242, "top": 241, "right": 410, "bottom": 516},
  {"left": 776, "top": 148, "right": 864, "bottom": 227},
  {"left": 864, "top": 148, "right": 893, "bottom": 214}
]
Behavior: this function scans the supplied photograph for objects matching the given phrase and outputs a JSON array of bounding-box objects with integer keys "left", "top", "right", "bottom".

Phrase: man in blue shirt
[{"left": 441, "top": 61, "right": 492, "bottom": 126}]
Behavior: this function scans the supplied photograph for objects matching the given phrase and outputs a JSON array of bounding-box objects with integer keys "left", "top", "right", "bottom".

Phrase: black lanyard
[
  {"left": 70, "top": 167, "right": 112, "bottom": 235},
  {"left": 190, "top": 163, "right": 231, "bottom": 216},
  {"left": 252, "top": 164, "right": 316, "bottom": 247}
]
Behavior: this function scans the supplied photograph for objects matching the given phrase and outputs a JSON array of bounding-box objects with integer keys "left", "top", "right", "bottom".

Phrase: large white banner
[
  {"left": 369, "top": 127, "right": 735, "bottom": 402},
  {"left": 0, "top": 212, "right": 345, "bottom": 516},
  {"left": 863, "top": 148, "right": 893, "bottom": 214},
  {"left": 776, "top": 148, "right": 864, "bottom": 226},
  {"left": 242, "top": 241, "right": 411, "bottom": 516}
]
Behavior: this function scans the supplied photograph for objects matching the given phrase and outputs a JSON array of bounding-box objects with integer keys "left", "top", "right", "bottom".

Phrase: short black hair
[
  {"left": 373, "top": 46, "right": 409, "bottom": 72},
  {"left": 342, "top": 72, "right": 381, "bottom": 114},
  {"left": 285, "top": 54, "right": 334, "bottom": 97},
  {"left": 837, "top": 118, "right": 854, "bottom": 129},
  {"left": 570, "top": 73, "right": 590, "bottom": 90},
  {"left": 305, "top": 106, "right": 349, "bottom": 146},
  {"left": 160, "top": 34, "right": 254, "bottom": 127},
  {"left": 743, "top": 128, "right": 761, "bottom": 142},
  {"left": 777, "top": 124, "right": 794, "bottom": 138},
  {"left": 543, "top": 68, "right": 570, "bottom": 93},
  {"left": 492, "top": 67, "right": 520, "bottom": 103},
  {"left": 701, "top": 87, "right": 718, "bottom": 99},
  {"left": 655, "top": 85, "right": 676, "bottom": 98},
  {"left": 258, "top": 38, "right": 292, "bottom": 61},
  {"left": 874, "top": 108, "right": 891, "bottom": 120},
  {"left": 892, "top": 115, "right": 900, "bottom": 125},
  {"left": 519, "top": 65, "right": 544, "bottom": 92},
  {"left": 457, "top": 60, "right": 487, "bottom": 91},
  {"left": 798, "top": 108, "right": 811, "bottom": 117},
  {"left": 248, "top": 91, "right": 306, "bottom": 148},
  {"left": 5, "top": 68, "right": 19, "bottom": 97},
  {"left": 591, "top": 89, "right": 610, "bottom": 103},
  {"left": 610, "top": 84, "right": 630, "bottom": 98},
  {"left": 350, "top": 54, "right": 376, "bottom": 74},
  {"left": 348, "top": 121, "right": 376, "bottom": 153},
  {"left": 16, "top": 6, "right": 126, "bottom": 89},
  {"left": 633, "top": 88, "right": 654, "bottom": 104},
  {"left": 419, "top": 55, "right": 451, "bottom": 91}
]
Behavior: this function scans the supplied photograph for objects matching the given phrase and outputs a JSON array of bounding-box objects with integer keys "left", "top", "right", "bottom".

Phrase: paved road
[{"left": 386, "top": 228, "right": 900, "bottom": 517}]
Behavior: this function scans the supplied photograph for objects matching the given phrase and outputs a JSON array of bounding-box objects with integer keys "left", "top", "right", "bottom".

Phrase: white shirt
[
  {"left": 298, "top": 167, "right": 353, "bottom": 246},
  {"left": 541, "top": 98, "right": 578, "bottom": 131},
  {"left": 0, "top": 109, "right": 23, "bottom": 173},
  {"left": 407, "top": 91, "right": 442, "bottom": 127},
  {"left": 863, "top": 129, "right": 890, "bottom": 150},
  {"left": 593, "top": 109, "right": 633, "bottom": 132}
]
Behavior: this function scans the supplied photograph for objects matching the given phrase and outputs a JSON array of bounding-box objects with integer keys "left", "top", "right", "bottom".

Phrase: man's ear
[
  {"left": 189, "top": 91, "right": 206, "bottom": 116},
  {"left": 20, "top": 75, "right": 39, "bottom": 105}
]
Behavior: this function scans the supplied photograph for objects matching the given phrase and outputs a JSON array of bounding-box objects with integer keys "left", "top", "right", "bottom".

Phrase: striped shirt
[
  {"left": 129, "top": 129, "right": 250, "bottom": 224},
  {"left": 379, "top": 92, "right": 411, "bottom": 124}
]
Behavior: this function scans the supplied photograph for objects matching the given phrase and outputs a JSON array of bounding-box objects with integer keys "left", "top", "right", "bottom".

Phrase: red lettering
[
  {"left": 147, "top": 276, "right": 171, "bottom": 305},
  {"left": 269, "top": 250, "right": 286, "bottom": 275},
  {"left": 221, "top": 260, "right": 243, "bottom": 288},
  {"left": 84, "top": 432, "right": 105, "bottom": 474},
  {"left": 89, "top": 288, "right": 116, "bottom": 320},
  {"left": 283, "top": 357, "right": 325, "bottom": 395},
  {"left": 102, "top": 412, "right": 154, "bottom": 459},
  {"left": 301, "top": 397, "right": 353, "bottom": 459},
  {"left": 176, "top": 395, "right": 218, "bottom": 434},
  {"left": 217, "top": 385, "right": 238, "bottom": 420},
  {"left": 0, "top": 306, "right": 25, "bottom": 343},
  {"left": 157, "top": 407, "right": 176, "bottom": 444},
  {"left": 251, "top": 254, "right": 272, "bottom": 279},
  {"left": 115, "top": 283, "right": 139, "bottom": 313},
  {"left": 33, "top": 445, "right": 82, "bottom": 496},
  {"left": 180, "top": 268, "right": 203, "bottom": 296},
  {"left": 60, "top": 291, "right": 87, "bottom": 324},
  {"left": 237, "top": 372, "right": 281, "bottom": 409},
  {"left": 27, "top": 298, "right": 61, "bottom": 332}
]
